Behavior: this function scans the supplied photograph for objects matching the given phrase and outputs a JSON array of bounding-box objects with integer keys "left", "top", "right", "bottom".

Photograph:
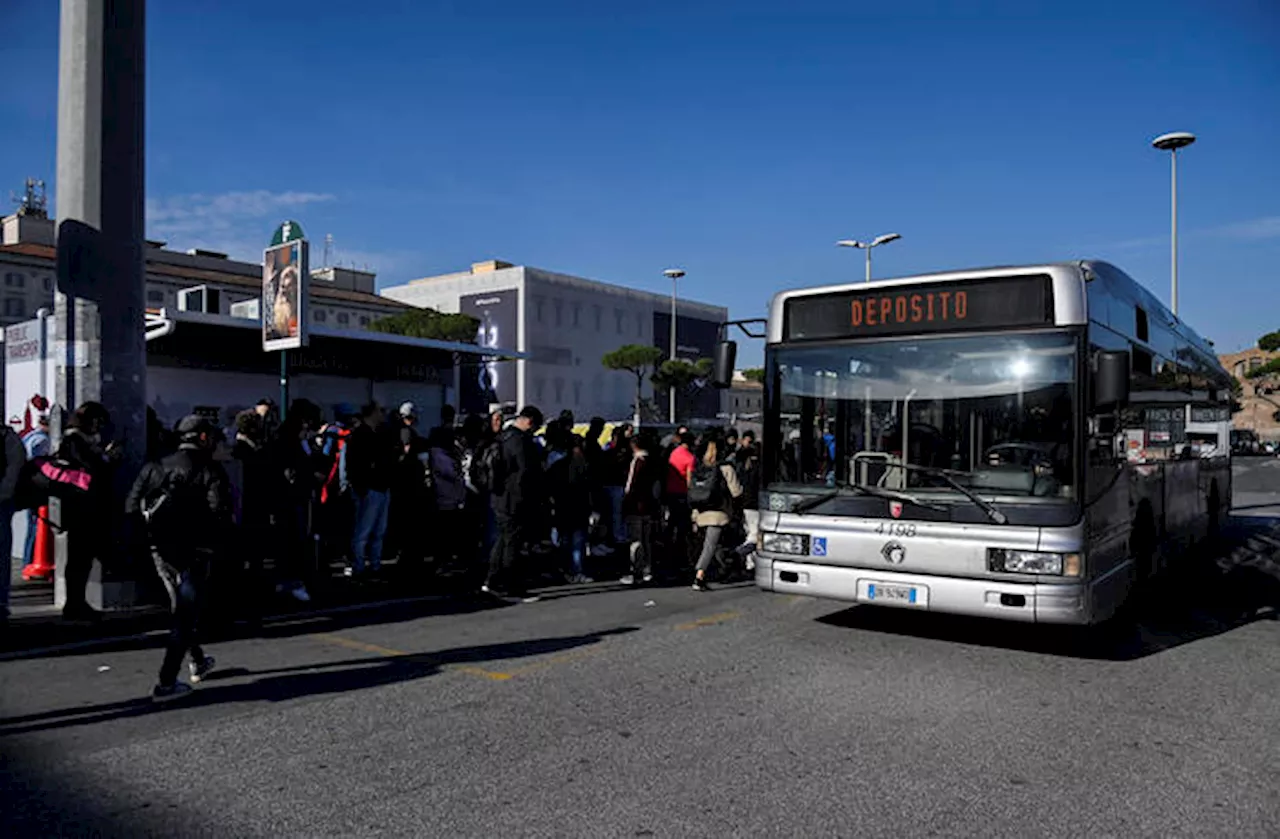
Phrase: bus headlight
[
  {"left": 762, "top": 533, "right": 809, "bottom": 555},
  {"left": 988, "top": 549, "right": 1082, "bottom": 577}
]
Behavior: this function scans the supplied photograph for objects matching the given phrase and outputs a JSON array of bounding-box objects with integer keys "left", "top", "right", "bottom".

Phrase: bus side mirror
[
  {"left": 1094, "top": 350, "right": 1130, "bottom": 410},
  {"left": 712, "top": 340, "right": 737, "bottom": 389}
]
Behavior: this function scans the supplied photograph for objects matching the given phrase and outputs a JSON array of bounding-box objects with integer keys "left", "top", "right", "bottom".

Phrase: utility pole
[{"left": 53, "top": 0, "right": 148, "bottom": 611}]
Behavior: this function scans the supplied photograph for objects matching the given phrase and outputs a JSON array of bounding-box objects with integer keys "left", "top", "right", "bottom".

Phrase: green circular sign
[{"left": 270, "top": 220, "right": 306, "bottom": 246}]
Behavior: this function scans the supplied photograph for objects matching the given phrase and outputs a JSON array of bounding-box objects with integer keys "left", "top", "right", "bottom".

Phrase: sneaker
[
  {"left": 152, "top": 682, "right": 193, "bottom": 702},
  {"left": 692, "top": 579, "right": 710, "bottom": 592},
  {"left": 580, "top": 575, "right": 594, "bottom": 584},
  {"left": 290, "top": 585, "right": 311, "bottom": 603},
  {"left": 642, "top": 574, "right": 653, "bottom": 583},
  {"left": 619, "top": 575, "right": 635, "bottom": 586},
  {"left": 519, "top": 594, "right": 542, "bottom": 604},
  {"left": 189, "top": 656, "right": 216, "bottom": 684}
]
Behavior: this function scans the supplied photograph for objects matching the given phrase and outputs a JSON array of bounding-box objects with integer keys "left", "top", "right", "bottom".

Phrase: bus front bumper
[{"left": 756, "top": 556, "right": 1090, "bottom": 625}]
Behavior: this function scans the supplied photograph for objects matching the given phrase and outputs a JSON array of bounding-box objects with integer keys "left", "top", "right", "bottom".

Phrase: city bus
[{"left": 715, "top": 261, "right": 1232, "bottom": 624}]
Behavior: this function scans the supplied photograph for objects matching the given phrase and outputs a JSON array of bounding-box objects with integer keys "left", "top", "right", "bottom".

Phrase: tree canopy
[
  {"left": 1259, "top": 330, "right": 1280, "bottom": 353},
  {"left": 369, "top": 308, "right": 479, "bottom": 343},
  {"left": 602, "top": 344, "right": 666, "bottom": 423},
  {"left": 741, "top": 368, "right": 765, "bottom": 383},
  {"left": 651, "top": 357, "right": 714, "bottom": 393}
]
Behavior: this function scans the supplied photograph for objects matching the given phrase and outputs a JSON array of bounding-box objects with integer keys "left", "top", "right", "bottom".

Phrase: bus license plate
[{"left": 867, "top": 583, "right": 918, "bottom": 604}]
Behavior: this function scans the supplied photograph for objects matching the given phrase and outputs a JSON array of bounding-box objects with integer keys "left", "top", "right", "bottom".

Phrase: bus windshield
[{"left": 765, "top": 331, "right": 1079, "bottom": 512}]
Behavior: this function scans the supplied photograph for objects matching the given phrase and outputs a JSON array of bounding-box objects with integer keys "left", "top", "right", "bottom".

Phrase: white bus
[{"left": 715, "top": 261, "right": 1232, "bottom": 624}]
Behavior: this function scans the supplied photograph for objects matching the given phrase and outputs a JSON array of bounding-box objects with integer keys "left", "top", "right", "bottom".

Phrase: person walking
[
  {"left": 125, "top": 416, "right": 230, "bottom": 701},
  {"left": 484, "top": 405, "right": 544, "bottom": 600},
  {"left": 734, "top": 430, "right": 761, "bottom": 571},
  {"left": 619, "top": 431, "right": 663, "bottom": 586},
  {"left": 688, "top": 436, "right": 743, "bottom": 591},
  {"left": 346, "top": 402, "right": 394, "bottom": 579}
]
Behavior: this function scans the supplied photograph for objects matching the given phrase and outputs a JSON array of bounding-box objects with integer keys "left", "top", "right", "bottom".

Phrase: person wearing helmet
[{"left": 126, "top": 415, "right": 232, "bottom": 701}]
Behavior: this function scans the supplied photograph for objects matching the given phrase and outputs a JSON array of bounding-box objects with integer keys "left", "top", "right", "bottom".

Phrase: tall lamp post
[
  {"left": 663, "top": 268, "right": 685, "bottom": 423},
  {"left": 836, "top": 232, "right": 902, "bottom": 282},
  {"left": 1152, "top": 131, "right": 1195, "bottom": 316}
]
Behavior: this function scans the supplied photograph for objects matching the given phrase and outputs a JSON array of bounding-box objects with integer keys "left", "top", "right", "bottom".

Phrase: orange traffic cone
[{"left": 21, "top": 506, "right": 54, "bottom": 581}]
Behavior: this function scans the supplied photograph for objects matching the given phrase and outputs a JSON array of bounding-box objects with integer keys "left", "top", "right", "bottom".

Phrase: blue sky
[{"left": 2, "top": 0, "right": 1277, "bottom": 365}]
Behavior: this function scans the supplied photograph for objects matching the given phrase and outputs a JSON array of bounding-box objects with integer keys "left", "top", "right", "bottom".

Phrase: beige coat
[{"left": 693, "top": 462, "right": 744, "bottom": 528}]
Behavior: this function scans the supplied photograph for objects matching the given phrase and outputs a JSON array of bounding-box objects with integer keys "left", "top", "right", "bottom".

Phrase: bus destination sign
[{"left": 783, "top": 274, "right": 1053, "bottom": 341}]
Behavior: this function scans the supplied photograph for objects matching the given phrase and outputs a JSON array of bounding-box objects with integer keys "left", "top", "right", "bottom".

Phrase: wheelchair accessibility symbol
[{"left": 811, "top": 537, "right": 827, "bottom": 557}]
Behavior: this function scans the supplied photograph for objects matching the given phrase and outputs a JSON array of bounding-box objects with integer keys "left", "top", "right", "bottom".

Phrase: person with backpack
[
  {"left": 346, "top": 402, "right": 395, "bottom": 579},
  {"left": 125, "top": 416, "right": 230, "bottom": 701},
  {"left": 389, "top": 402, "right": 432, "bottom": 579},
  {"left": 688, "top": 435, "right": 743, "bottom": 592}
]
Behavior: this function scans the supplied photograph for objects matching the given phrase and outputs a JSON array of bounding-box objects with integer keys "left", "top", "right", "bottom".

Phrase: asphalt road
[{"left": 2, "top": 461, "right": 1279, "bottom": 838}]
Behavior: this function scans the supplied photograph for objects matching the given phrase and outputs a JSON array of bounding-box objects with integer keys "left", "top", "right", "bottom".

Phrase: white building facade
[{"left": 382, "top": 260, "right": 729, "bottom": 421}]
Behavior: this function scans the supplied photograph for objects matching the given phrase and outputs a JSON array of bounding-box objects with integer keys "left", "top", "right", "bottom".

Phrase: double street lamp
[
  {"left": 836, "top": 233, "right": 902, "bottom": 282},
  {"left": 663, "top": 268, "right": 685, "bottom": 424},
  {"left": 1152, "top": 131, "right": 1196, "bottom": 316}
]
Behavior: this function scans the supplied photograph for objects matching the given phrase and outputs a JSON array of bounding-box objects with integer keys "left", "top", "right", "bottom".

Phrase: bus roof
[{"left": 766, "top": 260, "right": 1221, "bottom": 366}]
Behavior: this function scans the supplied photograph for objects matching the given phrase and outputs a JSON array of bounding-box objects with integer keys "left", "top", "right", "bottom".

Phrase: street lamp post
[
  {"left": 663, "top": 269, "right": 685, "bottom": 424},
  {"left": 1152, "top": 131, "right": 1196, "bottom": 316},
  {"left": 836, "top": 233, "right": 902, "bottom": 281}
]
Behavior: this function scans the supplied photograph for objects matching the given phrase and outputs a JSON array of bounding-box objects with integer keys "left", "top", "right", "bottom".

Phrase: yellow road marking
[
  {"left": 314, "top": 633, "right": 406, "bottom": 658},
  {"left": 674, "top": 611, "right": 742, "bottom": 631}
]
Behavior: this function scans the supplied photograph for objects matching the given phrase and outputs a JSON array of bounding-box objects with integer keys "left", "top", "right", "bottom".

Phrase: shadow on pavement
[
  {"left": 0, "top": 589, "right": 512, "bottom": 662},
  {"left": 0, "top": 626, "right": 638, "bottom": 738},
  {"left": 816, "top": 524, "right": 1280, "bottom": 662}
]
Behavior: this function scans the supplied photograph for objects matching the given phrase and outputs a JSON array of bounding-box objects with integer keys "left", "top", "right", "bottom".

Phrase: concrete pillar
[{"left": 52, "top": 0, "right": 148, "bottom": 611}]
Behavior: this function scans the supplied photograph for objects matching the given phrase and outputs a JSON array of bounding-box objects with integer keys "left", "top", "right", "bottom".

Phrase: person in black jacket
[
  {"left": 57, "top": 401, "right": 120, "bottom": 622},
  {"left": 346, "top": 402, "right": 394, "bottom": 577},
  {"left": 483, "top": 405, "right": 544, "bottom": 599},
  {"left": 126, "top": 415, "right": 230, "bottom": 701}
]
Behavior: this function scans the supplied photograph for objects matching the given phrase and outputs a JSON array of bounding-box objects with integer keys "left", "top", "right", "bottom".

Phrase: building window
[
  {"left": 534, "top": 377, "right": 546, "bottom": 403},
  {"left": 615, "top": 309, "right": 625, "bottom": 334},
  {"left": 554, "top": 299, "right": 563, "bottom": 328},
  {"left": 4, "top": 298, "right": 25, "bottom": 317},
  {"left": 572, "top": 303, "right": 581, "bottom": 328},
  {"left": 593, "top": 305, "right": 602, "bottom": 331},
  {"left": 535, "top": 297, "right": 545, "bottom": 324},
  {"left": 4, "top": 272, "right": 24, "bottom": 288},
  {"left": 359, "top": 316, "right": 369, "bottom": 326},
  {"left": 42, "top": 276, "right": 52, "bottom": 292},
  {"left": 146, "top": 290, "right": 165, "bottom": 304},
  {"left": 573, "top": 381, "right": 582, "bottom": 406},
  {"left": 337, "top": 312, "right": 350, "bottom": 325},
  {"left": 314, "top": 309, "right": 327, "bottom": 323},
  {"left": 554, "top": 378, "right": 565, "bottom": 405},
  {"left": 635, "top": 311, "right": 643, "bottom": 336}
]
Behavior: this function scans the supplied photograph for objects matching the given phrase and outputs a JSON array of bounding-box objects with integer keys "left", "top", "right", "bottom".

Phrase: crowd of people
[{"left": 0, "top": 397, "right": 762, "bottom": 699}]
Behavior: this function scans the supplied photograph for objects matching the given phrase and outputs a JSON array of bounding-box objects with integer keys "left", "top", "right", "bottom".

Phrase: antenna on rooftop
[{"left": 10, "top": 178, "right": 48, "bottom": 218}]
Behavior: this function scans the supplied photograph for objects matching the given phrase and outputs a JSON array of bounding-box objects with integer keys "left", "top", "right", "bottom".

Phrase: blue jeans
[
  {"left": 0, "top": 504, "right": 12, "bottom": 619},
  {"left": 22, "top": 509, "right": 37, "bottom": 567},
  {"left": 350, "top": 489, "right": 390, "bottom": 573},
  {"left": 564, "top": 529, "right": 587, "bottom": 576},
  {"left": 606, "top": 486, "right": 626, "bottom": 544}
]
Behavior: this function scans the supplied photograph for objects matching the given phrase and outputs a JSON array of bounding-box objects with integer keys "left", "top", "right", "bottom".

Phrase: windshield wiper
[
  {"left": 789, "top": 485, "right": 944, "bottom": 515},
  {"left": 895, "top": 463, "right": 1008, "bottom": 525}
]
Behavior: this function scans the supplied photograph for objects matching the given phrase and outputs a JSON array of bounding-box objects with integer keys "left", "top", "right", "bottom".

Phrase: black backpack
[
  {"left": 471, "top": 438, "right": 504, "bottom": 494},
  {"left": 141, "top": 467, "right": 207, "bottom": 549},
  {"left": 688, "top": 462, "right": 726, "bottom": 511}
]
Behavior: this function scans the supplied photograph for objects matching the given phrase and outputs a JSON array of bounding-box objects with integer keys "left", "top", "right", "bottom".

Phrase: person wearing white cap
[{"left": 389, "top": 401, "right": 430, "bottom": 576}]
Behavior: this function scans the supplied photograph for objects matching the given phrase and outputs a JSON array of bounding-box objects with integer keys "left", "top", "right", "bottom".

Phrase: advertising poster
[
  {"left": 263, "top": 239, "right": 309, "bottom": 352},
  {"left": 459, "top": 290, "right": 518, "bottom": 414},
  {"left": 4, "top": 315, "right": 51, "bottom": 437},
  {"left": 652, "top": 311, "right": 721, "bottom": 420}
]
